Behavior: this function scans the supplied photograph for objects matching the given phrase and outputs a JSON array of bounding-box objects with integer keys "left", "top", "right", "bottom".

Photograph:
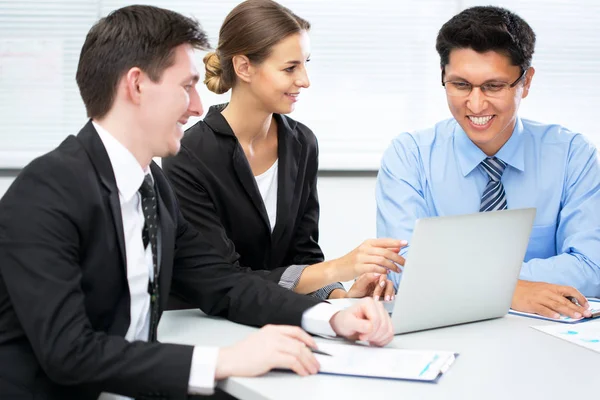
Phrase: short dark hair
[
  {"left": 436, "top": 6, "right": 536, "bottom": 72},
  {"left": 76, "top": 5, "right": 210, "bottom": 119}
]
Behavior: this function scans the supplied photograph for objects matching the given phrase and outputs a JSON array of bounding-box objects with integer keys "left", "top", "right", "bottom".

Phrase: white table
[{"left": 158, "top": 310, "right": 599, "bottom": 400}]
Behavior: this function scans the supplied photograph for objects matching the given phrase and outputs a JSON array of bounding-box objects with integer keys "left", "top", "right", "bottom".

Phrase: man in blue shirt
[{"left": 376, "top": 6, "right": 600, "bottom": 319}]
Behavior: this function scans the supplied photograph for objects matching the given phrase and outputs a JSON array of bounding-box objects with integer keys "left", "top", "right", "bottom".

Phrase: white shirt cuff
[
  {"left": 301, "top": 302, "right": 339, "bottom": 337},
  {"left": 188, "top": 346, "right": 219, "bottom": 395}
]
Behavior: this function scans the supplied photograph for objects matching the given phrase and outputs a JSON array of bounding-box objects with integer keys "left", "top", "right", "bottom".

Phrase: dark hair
[
  {"left": 204, "top": 0, "right": 310, "bottom": 94},
  {"left": 76, "top": 5, "right": 209, "bottom": 119},
  {"left": 436, "top": 6, "right": 536, "bottom": 72}
]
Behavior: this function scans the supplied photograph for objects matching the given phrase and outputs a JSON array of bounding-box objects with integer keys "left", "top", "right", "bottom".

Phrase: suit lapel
[
  {"left": 232, "top": 144, "right": 272, "bottom": 231},
  {"left": 107, "top": 193, "right": 127, "bottom": 270},
  {"left": 151, "top": 164, "right": 175, "bottom": 312},
  {"left": 204, "top": 104, "right": 273, "bottom": 232},
  {"left": 79, "top": 123, "right": 175, "bottom": 317},
  {"left": 204, "top": 105, "right": 304, "bottom": 235},
  {"left": 77, "top": 121, "right": 127, "bottom": 271},
  {"left": 272, "top": 114, "right": 303, "bottom": 242}
]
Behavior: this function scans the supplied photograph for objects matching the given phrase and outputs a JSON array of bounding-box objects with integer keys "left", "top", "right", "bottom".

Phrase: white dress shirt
[
  {"left": 254, "top": 159, "right": 279, "bottom": 232},
  {"left": 93, "top": 122, "right": 338, "bottom": 398}
]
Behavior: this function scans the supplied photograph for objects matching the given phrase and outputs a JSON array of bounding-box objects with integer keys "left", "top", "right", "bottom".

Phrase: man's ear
[
  {"left": 521, "top": 66, "right": 535, "bottom": 99},
  {"left": 232, "top": 55, "right": 252, "bottom": 84},
  {"left": 124, "top": 67, "right": 144, "bottom": 105}
]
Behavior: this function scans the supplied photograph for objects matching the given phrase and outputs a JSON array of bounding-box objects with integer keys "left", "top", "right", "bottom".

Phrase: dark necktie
[
  {"left": 479, "top": 157, "right": 508, "bottom": 212},
  {"left": 138, "top": 174, "right": 160, "bottom": 342}
]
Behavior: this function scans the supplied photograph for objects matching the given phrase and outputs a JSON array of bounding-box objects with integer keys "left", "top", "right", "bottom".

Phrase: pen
[
  {"left": 565, "top": 296, "right": 600, "bottom": 318},
  {"left": 565, "top": 296, "right": 580, "bottom": 306},
  {"left": 310, "top": 347, "right": 333, "bottom": 357}
]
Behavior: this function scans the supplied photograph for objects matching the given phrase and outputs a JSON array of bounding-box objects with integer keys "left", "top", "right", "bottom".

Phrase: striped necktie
[{"left": 479, "top": 157, "right": 508, "bottom": 212}]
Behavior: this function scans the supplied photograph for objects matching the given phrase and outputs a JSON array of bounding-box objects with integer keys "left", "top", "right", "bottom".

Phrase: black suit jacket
[
  {"left": 0, "top": 121, "right": 320, "bottom": 400},
  {"left": 162, "top": 105, "right": 324, "bottom": 286}
]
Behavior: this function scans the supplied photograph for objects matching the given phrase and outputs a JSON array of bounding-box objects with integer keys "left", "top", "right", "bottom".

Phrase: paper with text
[{"left": 314, "top": 342, "right": 456, "bottom": 381}]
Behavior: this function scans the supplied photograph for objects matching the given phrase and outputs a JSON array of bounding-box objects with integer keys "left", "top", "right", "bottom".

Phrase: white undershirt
[{"left": 254, "top": 159, "right": 278, "bottom": 232}]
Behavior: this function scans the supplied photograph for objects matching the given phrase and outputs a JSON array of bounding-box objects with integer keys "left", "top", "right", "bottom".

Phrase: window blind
[{"left": 1, "top": 0, "right": 597, "bottom": 170}]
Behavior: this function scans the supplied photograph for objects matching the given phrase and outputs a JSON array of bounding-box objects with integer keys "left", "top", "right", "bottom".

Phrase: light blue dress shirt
[{"left": 376, "top": 117, "right": 600, "bottom": 297}]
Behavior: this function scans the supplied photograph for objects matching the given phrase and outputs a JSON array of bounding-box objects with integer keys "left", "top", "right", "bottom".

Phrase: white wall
[
  {"left": 316, "top": 175, "right": 378, "bottom": 260},
  {"left": 0, "top": 175, "right": 378, "bottom": 262}
]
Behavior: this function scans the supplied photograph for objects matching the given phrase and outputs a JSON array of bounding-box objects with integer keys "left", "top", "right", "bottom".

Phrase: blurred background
[{"left": 1, "top": 0, "right": 598, "bottom": 260}]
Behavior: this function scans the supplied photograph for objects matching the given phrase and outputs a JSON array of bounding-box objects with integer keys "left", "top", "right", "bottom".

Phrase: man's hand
[
  {"left": 512, "top": 280, "right": 591, "bottom": 319},
  {"left": 215, "top": 325, "right": 319, "bottom": 380},
  {"left": 329, "top": 297, "right": 394, "bottom": 346},
  {"left": 330, "top": 239, "right": 407, "bottom": 282},
  {"left": 346, "top": 273, "right": 395, "bottom": 301}
]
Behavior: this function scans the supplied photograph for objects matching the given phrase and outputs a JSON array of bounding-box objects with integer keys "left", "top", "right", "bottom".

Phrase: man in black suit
[{"left": 0, "top": 5, "right": 393, "bottom": 399}]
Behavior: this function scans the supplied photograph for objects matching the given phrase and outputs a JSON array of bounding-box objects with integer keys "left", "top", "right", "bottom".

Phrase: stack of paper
[
  {"left": 532, "top": 321, "right": 600, "bottom": 353},
  {"left": 313, "top": 342, "right": 456, "bottom": 382}
]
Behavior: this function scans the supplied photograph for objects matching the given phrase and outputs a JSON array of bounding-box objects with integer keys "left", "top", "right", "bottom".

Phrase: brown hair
[
  {"left": 76, "top": 5, "right": 209, "bottom": 119},
  {"left": 204, "top": 0, "right": 310, "bottom": 94}
]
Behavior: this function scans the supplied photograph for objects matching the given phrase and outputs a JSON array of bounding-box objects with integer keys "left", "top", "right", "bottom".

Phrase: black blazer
[
  {"left": 0, "top": 121, "right": 320, "bottom": 400},
  {"left": 163, "top": 104, "right": 324, "bottom": 284}
]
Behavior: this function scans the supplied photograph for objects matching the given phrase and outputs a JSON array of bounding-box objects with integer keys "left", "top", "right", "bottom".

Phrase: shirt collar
[
  {"left": 455, "top": 117, "right": 525, "bottom": 177},
  {"left": 93, "top": 121, "right": 149, "bottom": 202}
]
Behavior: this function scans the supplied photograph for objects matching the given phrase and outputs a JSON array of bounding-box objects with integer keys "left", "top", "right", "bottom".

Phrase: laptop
[{"left": 330, "top": 208, "right": 536, "bottom": 334}]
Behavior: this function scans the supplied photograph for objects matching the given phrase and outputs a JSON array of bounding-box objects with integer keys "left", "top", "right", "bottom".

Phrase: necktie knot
[{"left": 480, "top": 157, "right": 507, "bottom": 182}]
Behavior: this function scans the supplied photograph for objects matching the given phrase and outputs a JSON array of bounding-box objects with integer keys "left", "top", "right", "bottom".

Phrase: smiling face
[
  {"left": 444, "top": 48, "right": 534, "bottom": 155},
  {"left": 138, "top": 43, "right": 203, "bottom": 157},
  {"left": 247, "top": 30, "right": 311, "bottom": 114}
]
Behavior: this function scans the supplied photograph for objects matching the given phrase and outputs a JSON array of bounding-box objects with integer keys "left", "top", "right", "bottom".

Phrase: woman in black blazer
[{"left": 163, "top": 0, "right": 405, "bottom": 301}]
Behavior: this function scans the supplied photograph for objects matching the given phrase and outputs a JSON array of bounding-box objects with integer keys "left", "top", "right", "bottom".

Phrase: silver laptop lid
[{"left": 392, "top": 208, "right": 535, "bottom": 334}]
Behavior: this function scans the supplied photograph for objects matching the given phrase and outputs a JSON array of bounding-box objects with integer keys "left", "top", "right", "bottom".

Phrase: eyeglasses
[{"left": 442, "top": 68, "right": 528, "bottom": 98}]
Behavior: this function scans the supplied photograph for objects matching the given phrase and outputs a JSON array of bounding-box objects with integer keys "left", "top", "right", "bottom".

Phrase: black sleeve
[
  {"left": 0, "top": 157, "right": 193, "bottom": 399},
  {"left": 156, "top": 163, "right": 322, "bottom": 327}
]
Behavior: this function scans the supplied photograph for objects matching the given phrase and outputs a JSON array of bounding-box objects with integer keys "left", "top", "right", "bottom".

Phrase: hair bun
[{"left": 203, "top": 51, "right": 230, "bottom": 94}]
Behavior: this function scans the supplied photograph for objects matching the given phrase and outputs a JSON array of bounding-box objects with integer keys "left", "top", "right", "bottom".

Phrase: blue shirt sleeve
[
  {"left": 376, "top": 134, "right": 432, "bottom": 291},
  {"left": 520, "top": 134, "right": 600, "bottom": 297}
]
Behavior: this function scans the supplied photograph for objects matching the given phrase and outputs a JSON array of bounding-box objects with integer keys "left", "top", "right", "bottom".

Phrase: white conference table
[{"left": 158, "top": 309, "right": 599, "bottom": 400}]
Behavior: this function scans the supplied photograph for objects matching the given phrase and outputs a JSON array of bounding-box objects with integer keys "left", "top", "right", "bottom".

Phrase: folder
[
  {"left": 311, "top": 342, "right": 457, "bottom": 382},
  {"left": 509, "top": 298, "right": 600, "bottom": 324}
]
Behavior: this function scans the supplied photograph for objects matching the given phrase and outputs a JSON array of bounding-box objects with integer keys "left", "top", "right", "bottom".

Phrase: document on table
[
  {"left": 532, "top": 321, "right": 600, "bottom": 354},
  {"left": 312, "top": 342, "right": 457, "bottom": 382},
  {"left": 509, "top": 298, "right": 600, "bottom": 323}
]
